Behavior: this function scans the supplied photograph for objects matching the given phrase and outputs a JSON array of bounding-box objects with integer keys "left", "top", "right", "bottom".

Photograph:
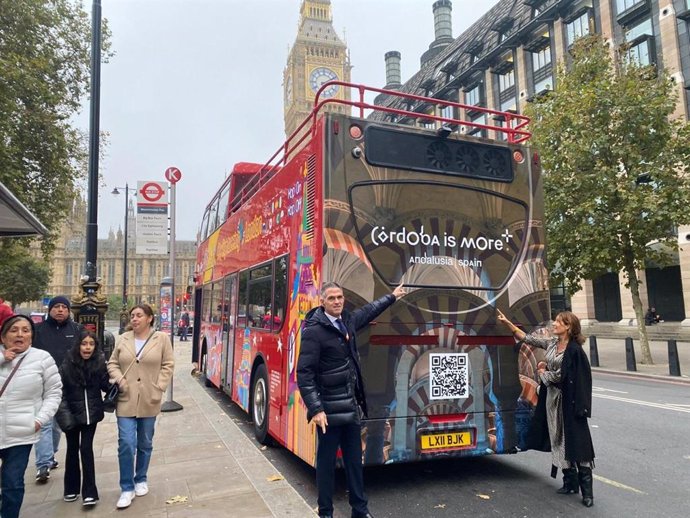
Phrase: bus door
[{"left": 221, "top": 273, "right": 238, "bottom": 395}]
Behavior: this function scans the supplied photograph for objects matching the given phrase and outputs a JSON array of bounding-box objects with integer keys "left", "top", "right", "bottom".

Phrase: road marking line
[
  {"left": 593, "top": 393, "right": 690, "bottom": 413},
  {"left": 594, "top": 474, "right": 645, "bottom": 494},
  {"left": 593, "top": 386, "right": 628, "bottom": 394}
]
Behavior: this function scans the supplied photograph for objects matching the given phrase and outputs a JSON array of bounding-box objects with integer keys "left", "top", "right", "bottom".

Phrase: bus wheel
[
  {"left": 201, "top": 350, "right": 213, "bottom": 388},
  {"left": 251, "top": 364, "right": 271, "bottom": 445}
]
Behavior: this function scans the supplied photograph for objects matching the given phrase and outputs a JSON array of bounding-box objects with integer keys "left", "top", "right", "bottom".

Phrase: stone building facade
[
  {"left": 375, "top": 0, "right": 690, "bottom": 324},
  {"left": 40, "top": 197, "right": 196, "bottom": 313},
  {"left": 283, "top": 0, "right": 351, "bottom": 138}
]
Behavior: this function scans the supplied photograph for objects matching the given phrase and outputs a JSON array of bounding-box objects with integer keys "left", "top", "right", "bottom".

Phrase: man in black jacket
[
  {"left": 297, "top": 282, "right": 405, "bottom": 518},
  {"left": 32, "top": 295, "right": 82, "bottom": 483}
]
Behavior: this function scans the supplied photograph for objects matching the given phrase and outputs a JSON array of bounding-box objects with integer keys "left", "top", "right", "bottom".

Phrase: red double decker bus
[{"left": 192, "top": 82, "right": 548, "bottom": 466}]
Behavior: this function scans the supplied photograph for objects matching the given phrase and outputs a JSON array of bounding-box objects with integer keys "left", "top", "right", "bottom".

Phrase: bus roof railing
[{"left": 228, "top": 81, "right": 531, "bottom": 215}]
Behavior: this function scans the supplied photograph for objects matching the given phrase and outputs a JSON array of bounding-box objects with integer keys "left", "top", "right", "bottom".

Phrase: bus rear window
[{"left": 364, "top": 126, "right": 514, "bottom": 182}]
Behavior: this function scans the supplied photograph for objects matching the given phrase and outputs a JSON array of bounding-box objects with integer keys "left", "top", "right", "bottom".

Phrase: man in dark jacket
[
  {"left": 32, "top": 295, "right": 82, "bottom": 482},
  {"left": 297, "top": 282, "right": 405, "bottom": 518}
]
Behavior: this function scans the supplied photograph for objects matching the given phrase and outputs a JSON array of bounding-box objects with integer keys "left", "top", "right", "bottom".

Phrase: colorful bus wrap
[{"left": 193, "top": 82, "right": 548, "bottom": 467}]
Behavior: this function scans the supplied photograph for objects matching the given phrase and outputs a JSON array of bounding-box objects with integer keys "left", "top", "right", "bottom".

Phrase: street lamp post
[{"left": 112, "top": 184, "right": 132, "bottom": 333}]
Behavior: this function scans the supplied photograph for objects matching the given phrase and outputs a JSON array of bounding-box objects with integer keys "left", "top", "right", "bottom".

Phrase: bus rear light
[
  {"left": 427, "top": 413, "right": 468, "bottom": 424},
  {"left": 349, "top": 124, "right": 363, "bottom": 140},
  {"left": 513, "top": 150, "right": 525, "bottom": 163}
]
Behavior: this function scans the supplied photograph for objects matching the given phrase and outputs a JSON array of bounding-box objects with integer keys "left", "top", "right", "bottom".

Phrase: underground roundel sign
[{"left": 139, "top": 182, "right": 166, "bottom": 203}]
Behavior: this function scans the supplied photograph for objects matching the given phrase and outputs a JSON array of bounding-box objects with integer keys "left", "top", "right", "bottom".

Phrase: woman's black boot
[
  {"left": 578, "top": 466, "right": 594, "bottom": 507},
  {"left": 556, "top": 468, "right": 579, "bottom": 494}
]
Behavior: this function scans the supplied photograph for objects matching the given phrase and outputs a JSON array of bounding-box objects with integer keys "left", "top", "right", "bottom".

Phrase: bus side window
[
  {"left": 200, "top": 210, "right": 210, "bottom": 243},
  {"left": 217, "top": 184, "right": 231, "bottom": 227},
  {"left": 238, "top": 270, "right": 249, "bottom": 327},
  {"left": 248, "top": 263, "right": 272, "bottom": 330},
  {"left": 272, "top": 256, "right": 288, "bottom": 331}
]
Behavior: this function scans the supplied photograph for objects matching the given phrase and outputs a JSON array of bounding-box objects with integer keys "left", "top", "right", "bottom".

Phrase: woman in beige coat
[{"left": 107, "top": 304, "right": 174, "bottom": 509}]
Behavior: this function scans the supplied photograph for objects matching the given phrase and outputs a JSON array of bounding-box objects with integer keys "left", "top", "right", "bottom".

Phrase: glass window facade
[
  {"left": 465, "top": 83, "right": 484, "bottom": 106},
  {"left": 468, "top": 113, "right": 487, "bottom": 137},
  {"left": 532, "top": 45, "right": 553, "bottom": 93},
  {"left": 617, "top": 0, "right": 645, "bottom": 13},
  {"left": 628, "top": 38, "right": 653, "bottom": 65},
  {"left": 624, "top": 16, "right": 654, "bottom": 66},
  {"left": 566, "top": 11, "right": 591, "bottom": 46},
  {"left": 625, "top": 17, "right": 652, "bottom": 41}
]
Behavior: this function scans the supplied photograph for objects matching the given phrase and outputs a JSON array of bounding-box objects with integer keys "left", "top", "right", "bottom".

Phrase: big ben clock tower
[{"left": 284, "top": 0, "right": 351, "bottom": 138}]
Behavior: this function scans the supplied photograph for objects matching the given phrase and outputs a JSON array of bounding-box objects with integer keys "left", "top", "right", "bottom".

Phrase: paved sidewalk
[
  {"left": 20, "top": 341, "right": 316, "bottom": 517},
  {"left": 586, "top": 336, "right": 690, "bottom": 382}
]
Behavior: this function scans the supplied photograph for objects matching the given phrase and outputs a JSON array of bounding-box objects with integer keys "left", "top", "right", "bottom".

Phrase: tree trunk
[{"left": 625, "top": 265, "right": 654, "bottom": 365}]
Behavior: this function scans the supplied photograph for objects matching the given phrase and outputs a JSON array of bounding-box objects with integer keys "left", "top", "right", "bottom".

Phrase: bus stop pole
[{"left": 162, "top": 178, "right": 183, "bottom": 412}]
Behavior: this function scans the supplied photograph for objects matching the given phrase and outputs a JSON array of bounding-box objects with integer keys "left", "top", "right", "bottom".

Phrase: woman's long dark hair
[
  {"left": 62, "top": 330, "right": 105, "bottom": 385},
  {"left": 557, "top": 311, "right": 586, "bottom": 345}
]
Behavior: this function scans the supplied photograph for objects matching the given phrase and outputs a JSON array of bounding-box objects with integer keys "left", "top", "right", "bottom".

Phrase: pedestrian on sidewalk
[
  {"left": 0, "top": 314, "right": 62, "bottom": 518},
  {"left": 33, "top": 295, "right": 82, "bottom": 483},
  {"left": 179, "top": 310, "right": 190, "bottom": 341},
  {"left": 55, "top": 330, "right": 111, "bottom": 507},
  {"left": 107, "top": 304, "right": 174, "bottom": 509},
  {"left": 645, "top": 307, "right": 662, "bottom": 325},
  {"left": 497, "top": 309, "right": 596, "bottom": 507},
  {"left": 297, "top": 282, "right": 406, "bottom": 518}
]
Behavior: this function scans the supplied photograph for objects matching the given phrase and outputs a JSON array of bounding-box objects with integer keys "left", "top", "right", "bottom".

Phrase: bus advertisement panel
[{"left": 193, "top": 82, "right": 548, "bottom": 466}]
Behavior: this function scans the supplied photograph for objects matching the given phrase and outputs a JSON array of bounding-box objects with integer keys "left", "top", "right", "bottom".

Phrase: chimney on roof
[
  {"left": 384, "top": 51, "right": 402, "bottom": 90},
  {"left": 433, "top": 0, "right": 453, "bottom": 41},
  {"left": 421, "top": 0, "right": 453, "bottom": 67}
]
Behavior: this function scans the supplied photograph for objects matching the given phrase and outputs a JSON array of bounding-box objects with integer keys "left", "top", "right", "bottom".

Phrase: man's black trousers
[{"left": 316, "top": 422, "right": 368, "bottom": 516}]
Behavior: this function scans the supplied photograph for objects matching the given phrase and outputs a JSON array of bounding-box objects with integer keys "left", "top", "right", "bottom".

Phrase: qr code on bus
[{"left": 429, "top": 353, "right": 469, "bottom": 400}]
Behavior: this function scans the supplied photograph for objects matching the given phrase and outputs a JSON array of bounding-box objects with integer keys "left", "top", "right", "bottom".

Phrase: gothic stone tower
[{"left": 284, "top": 0, "right": 351, "bottom": 139}]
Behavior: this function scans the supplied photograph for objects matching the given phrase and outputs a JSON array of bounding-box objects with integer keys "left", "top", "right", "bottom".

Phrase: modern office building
[{"left": 373, "top": 0, "right": 690, "bottom": 324}]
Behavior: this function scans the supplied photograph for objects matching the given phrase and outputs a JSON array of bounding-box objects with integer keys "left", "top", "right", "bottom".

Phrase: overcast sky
[{"left": 90, "top": 0, "right": 499, "bottom": 241}]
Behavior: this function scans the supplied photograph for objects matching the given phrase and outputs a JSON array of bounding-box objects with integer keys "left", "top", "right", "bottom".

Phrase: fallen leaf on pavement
[
  {"left": 165, "top": 495, "right": 189, "bottom": 505},
  {"left": 476, "top": 494, "right": 491, "bottom": 500},
  {"left": 434, "top": 503, "right": 447, "bottom": 508},
  {"left": 267, "top": 474, "right": 284, "bottom": 482}
]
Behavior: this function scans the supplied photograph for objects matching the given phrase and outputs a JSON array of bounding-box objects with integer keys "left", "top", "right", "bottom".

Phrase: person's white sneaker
[
  {"left": 116, "top": 491, "right": 135, "bottom": 509},
  {"left": 134, "top": 482, "right": 149, "bottom": 497}
]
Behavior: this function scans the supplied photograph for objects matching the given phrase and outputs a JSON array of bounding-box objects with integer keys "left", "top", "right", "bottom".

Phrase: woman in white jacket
[{"left": 0, "top": 314, "right": 62, "bottom": 518}]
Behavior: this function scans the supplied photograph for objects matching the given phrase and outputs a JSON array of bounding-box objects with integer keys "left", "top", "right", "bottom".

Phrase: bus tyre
[
  {"left": 251, "top": 363, "right": 272, "bottom": 445},
  {"left": 201, "top": 350, "right": 213, "bottom": 388}
]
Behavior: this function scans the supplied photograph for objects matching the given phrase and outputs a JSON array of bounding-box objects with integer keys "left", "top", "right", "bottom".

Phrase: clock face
[{"left": 309, "top": 67, "right": 339, "bottom": 98}]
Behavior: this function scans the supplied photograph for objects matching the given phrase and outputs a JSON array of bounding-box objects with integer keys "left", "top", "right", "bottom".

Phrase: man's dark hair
[{"left": 320, "top": 282, "right": 342, "bottom": 297}]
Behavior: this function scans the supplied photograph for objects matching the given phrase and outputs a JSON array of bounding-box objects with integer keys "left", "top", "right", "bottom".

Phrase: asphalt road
[{"left": 200, "top": 372, "right": 690, "bottom": 518}]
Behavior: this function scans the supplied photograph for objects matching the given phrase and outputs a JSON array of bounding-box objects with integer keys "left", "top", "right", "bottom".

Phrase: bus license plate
[{"left": 420, "top": 431, "right": 472, "bottom": 451}]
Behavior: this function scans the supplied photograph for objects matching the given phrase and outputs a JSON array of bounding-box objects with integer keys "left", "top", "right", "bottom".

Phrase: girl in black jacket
[{"left": 56, "top": 330, "right": 110, "bottom": 506}]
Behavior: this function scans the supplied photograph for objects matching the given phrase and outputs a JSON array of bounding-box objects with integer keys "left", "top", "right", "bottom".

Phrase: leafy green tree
[
  {"left": 0, "top": 242, "right": 51, "bottom": 307},
  {"left": 526, "top": 35, "right": 690, "bottom": 364},
  {"left": 105, "top": 294, "right": 135, "bottom": 320},
  {"left": 0, "top": 0, "right": 110, "bottom": 265}
]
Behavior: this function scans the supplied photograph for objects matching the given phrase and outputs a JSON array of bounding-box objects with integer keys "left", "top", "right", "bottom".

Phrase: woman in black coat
[
  {"left": 497, "top": 309, "right": 595, "bottom": 507},
  {"left": 55, "top": 330, "right": 110, "bottom": 506}
]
